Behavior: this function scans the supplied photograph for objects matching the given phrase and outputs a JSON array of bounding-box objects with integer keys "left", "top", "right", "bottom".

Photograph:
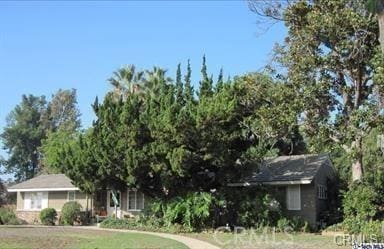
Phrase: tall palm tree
[
  {"left": 144, "top": 67, "right": 173, "bottom": 99},
  {"left": 108, "top": 65, "right": 145, "bottom": 101}
]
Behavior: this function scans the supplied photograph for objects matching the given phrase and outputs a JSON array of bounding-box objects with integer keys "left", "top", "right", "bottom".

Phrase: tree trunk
[
  {"left": 379, "top": 12, "right": 384, "bottom": 52},
  {"left": 352, "top": 158, "right": 363, "bottom": 182},
  {"left": 378, "top": 2, "right": 384, "bottom": 53},
  {"left": 351, "top": 136, "right": 363, "bottom": 182}
]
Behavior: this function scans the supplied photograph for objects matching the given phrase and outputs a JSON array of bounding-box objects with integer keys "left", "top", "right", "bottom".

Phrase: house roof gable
[
  {"left": 7, "top": 174, "right": 78, "bottom": 192},
  {"left": 231, "top": 153, "right": 333, "bottom": 186}
]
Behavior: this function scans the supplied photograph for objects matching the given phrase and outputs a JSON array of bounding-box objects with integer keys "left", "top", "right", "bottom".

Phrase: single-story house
[
  {"left": 229, "top": 153, "right": 337, "bottom": 229},
  {"left": 7, "top": 174, "right": 146, "bottom": 223}
]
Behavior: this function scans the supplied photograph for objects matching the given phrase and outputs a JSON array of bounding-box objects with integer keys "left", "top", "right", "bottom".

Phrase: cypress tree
[
  {"left": 175, "top": 63, "right": 184, "bottom": 104},
  {"left": 184, "top": 60, "right": 194, "bottom": 102},
  {"left": 198, "top": 55, "right": 213, "bottom": 98}
]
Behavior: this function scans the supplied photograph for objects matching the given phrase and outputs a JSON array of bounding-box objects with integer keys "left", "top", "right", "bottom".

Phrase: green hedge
[
  {"left": 61, "top": 201, "right": 82, "bottom": 225},
  {"left": 39, "top": 208, "right": 57, "bottom": 225}
]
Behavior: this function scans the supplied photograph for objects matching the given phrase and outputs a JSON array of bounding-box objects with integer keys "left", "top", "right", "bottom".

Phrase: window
[
  {"left": 68, "top": 191, "right": 76, "bottom": 201},
  {"left": 30, "top": 192, "right": 42, "bottom": 210},
  {"left": 24, "top": 192, "right": 47, "bottom": 210},
  {"left": 109, "top": 192, "right": 120, "bottom": 207},
  {"left": 127, "top": 190, "right": 144, "bottom": 211},
  {"left": 286, "top": 185, "right": 301, "bottom": 210},
  {"left": 317, "top": 185, "right": 328, "bottom": 200}
]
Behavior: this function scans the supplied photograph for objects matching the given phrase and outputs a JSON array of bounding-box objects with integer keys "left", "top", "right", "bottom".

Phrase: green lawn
[
  {"left": 0, "top": 226, "right": 189, "bottom": 249},
  {"left": 187, "top": 231, "right": 350, "bottom": 249}
]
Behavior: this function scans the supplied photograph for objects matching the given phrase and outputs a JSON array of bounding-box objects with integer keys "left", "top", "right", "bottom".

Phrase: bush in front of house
[
  {"left": 276, "top": 217, "right": 291, "bottom": 232},
  {"left": 276, "top": 216, "right": 309, "bottom": 233},
  {"left": 99, "top": 216, "right": 190, "bottom": 233},
  {"left": 0, "top": 207, "right": 21, "bottom": 225},
  {"left": 232, "top": 191, "right": 282, "bottom": 228},
  {"left": 150, "top": 192, "right": 213, "bottom": 231},
  {"left": 61, "top": 201, "right": 82, "bottom": 225},
  {"left": 360, "top": 220, "right": 384, "bottom": 242},
  {"left": 39, "top": 208, "right": 57, "bottom": 225},
  {"left": 343, "top": 183, "right": 378, "bottom": 234}
]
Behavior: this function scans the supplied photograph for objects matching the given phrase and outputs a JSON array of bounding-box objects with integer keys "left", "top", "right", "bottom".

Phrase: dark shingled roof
[
  {"left": 8, "top": 174, "right": 76, "bottom": 190},
  {"left": 242, "top": 154, "right": 331, "bottom": 184}
]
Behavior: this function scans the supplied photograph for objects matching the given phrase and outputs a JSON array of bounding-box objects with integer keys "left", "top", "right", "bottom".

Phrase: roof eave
[
  {"left": 228, "top": 179, "right": 312, "bottom": 187},
  {"left": 7, "top": 187, "right": 80, "bottom": 192}
]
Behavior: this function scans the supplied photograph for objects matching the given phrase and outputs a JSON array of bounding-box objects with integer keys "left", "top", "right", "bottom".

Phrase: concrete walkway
[
  {"left": 4, "top": 225, "right": 221, "bottom": 249},
  {"left": 79, "top": 226, "right": 221, "bottom": 249}
]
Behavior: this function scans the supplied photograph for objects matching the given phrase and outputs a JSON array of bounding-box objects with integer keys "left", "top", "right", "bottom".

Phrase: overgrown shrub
[
  {"left": 324, "top": 223, "right": 345, "bottom": 232},
  {"left": 151, "top": 192, "right": 213, "bottom": 231},
  {"left": 61, "top": 201, "right": 82, "bottom": 225},
  {"left": 0, "top": 207, "right": 20, "bottom": 225},
  {"left": 39, "top": 208, "right": 57, "bottom": 225},
  {"left": 277, "top": 217, "right": 291, "bottom": 232},
  {"left": 360, "top": 220, "right": 384, "bottom": 242},
  {"left": 290, "top": 216, "right": 308, "bottom": 232},
  {"left": 276, "top": 216, "right": 309, "bottom": 232},
  {"left": 99, "top": 217, "right": 189, "bottom": 233},
  {"left": 343, "top": 184, "right": 377, "bottom": 233},
  {"left": 235, "top": 192, "right": 281, "bottom": 228}
]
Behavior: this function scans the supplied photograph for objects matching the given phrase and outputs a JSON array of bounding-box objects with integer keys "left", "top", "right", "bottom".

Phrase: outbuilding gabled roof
[
  {"left": 7, "top": 174, "right": 79, "bottom": 192},
  {"left": 229, "top": 153, "right": 334, "bottom": 186}
]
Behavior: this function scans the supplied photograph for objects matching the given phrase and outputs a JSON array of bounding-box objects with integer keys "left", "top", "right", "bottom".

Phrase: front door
[{"left": 107, "top": 191, "right": 121, "bottom": 217}]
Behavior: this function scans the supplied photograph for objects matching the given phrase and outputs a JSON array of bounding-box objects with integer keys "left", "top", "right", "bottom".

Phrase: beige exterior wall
[
  {"left": 48, "top": 191, "right": 88, "bottom": 211},
  {"left": 15, "top": 190, "right": 88, "bottom": 224},
  {"left": 16, "top": 192, "right": 24, "bottom": 210},
  {"left": 75, "top": 191, "right": 89, "bottom": 210},
  {"left": 47, "top": 191, "right": 67, "bottom": 210}
]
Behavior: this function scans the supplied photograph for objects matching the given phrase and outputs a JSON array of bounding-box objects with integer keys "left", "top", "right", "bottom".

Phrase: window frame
[
  {"left": 127, "top": 189, "right": 144, "bottom": 211},
  {"left": 24, "top": 191, "right": 47, "bottom": 211},
  {"left": 317, "top": 184, "right": 328, "bottom": 200},
  {"left": 286, "top": 185, "right": 301, "bottom": 211},
  {"left": 67, "top": 191, "right": 76, "bottom": 201}
]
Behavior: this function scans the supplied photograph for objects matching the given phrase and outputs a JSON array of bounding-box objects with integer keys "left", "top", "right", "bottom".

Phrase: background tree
[
  {"left": 367, "top": 0, "right": 384, "bottom": 52},
  {"left": 43, "top": 88, "right": 81, "bottom": 133},
  {"left": 0, "top": 179, "right": 6, "bottom": 206},
  {"left": 251, "top": 0, "right": 382, "bottom": 182},
  {"left": 0, "top": 95, "right": 47, "bottom": 181},
  {"left": 40, "top": 89, "right": 81, "bottom": 173},
  {"left": 108, "top": 65, "right": 145, "bottom": 100},
  {"left": 236, "top": 73, "right": 305, "bottom": 156}
]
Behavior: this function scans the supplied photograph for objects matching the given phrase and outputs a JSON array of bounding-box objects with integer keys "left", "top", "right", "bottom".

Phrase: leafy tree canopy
[{"left": 53, "top": 61, "right": 303, "bottom": 198}]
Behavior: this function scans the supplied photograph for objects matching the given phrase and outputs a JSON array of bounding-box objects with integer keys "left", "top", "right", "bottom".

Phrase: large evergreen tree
[
  {"left": 55, "top": 62, "right": 301, "bottom": 199},
  {"left": 1, "top": 95, "right": 47, "bottom": 181}
]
